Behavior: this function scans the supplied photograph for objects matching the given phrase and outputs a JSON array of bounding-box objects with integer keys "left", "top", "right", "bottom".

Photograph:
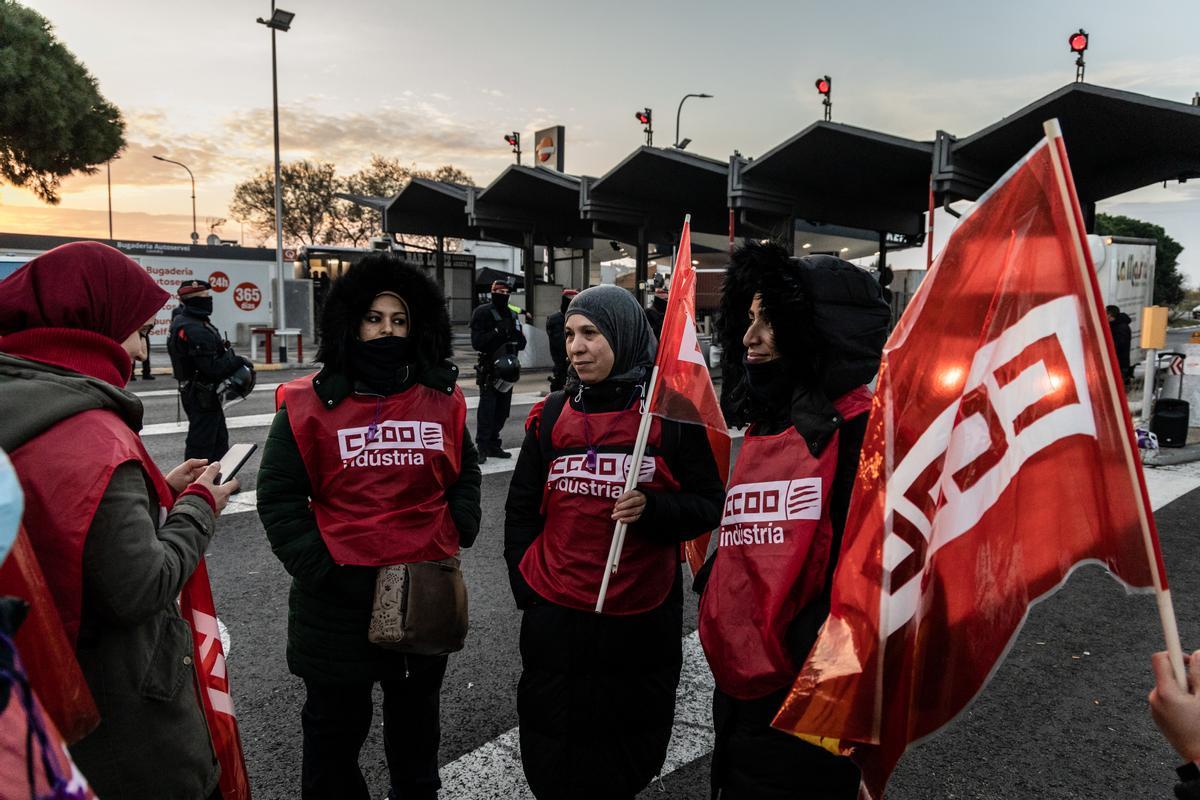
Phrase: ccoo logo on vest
[
  {"left": 720, "top": 478, "right": 822, "bottom": 547},
  {"left": 338, "top": 420, "right": 445, "bottom": 468},
  {"left": 547, "top": 453, "right": 655, "bottom": 499}
]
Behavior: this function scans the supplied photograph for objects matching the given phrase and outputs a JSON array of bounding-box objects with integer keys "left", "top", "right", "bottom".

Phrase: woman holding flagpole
[
  {"left": 504, "top": 284, "right": 724, "bottom": 800},
  {"left": 697, "top": 242, "right": 890, "bottom": 800}
]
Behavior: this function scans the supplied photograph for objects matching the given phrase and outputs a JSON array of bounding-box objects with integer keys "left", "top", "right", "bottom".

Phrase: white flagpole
[
  {"left": 595, "top": 364, "right": 660, "bottom": 613},
  {"left": 595, "top": 211, "right": 694, "bottom": 613},
  {"left": 1043, "top": 118, "right": 1187, "bottom": 690}
]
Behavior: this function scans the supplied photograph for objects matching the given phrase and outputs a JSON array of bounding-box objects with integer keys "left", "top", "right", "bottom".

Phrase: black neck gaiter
[
  {"left": 182, "top": 296, "right": 213, "bottom": 316},
  {"left": 349, "top": 336, "right": 416, "bottom": 395}
]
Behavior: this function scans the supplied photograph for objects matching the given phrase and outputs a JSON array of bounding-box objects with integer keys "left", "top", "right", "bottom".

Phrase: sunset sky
[{"left": 4, "top": 0, "right": 1199, "bottom": 281}]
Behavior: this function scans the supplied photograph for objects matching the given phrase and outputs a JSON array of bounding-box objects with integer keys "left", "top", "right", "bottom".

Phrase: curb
[{"left": 1142, "top": 444, "right": 1200, "bottom": 467}]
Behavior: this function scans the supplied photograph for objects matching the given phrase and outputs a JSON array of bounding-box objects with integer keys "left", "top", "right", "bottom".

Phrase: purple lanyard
[{"left": 579, "top": 383, "right": 644, "bottom": 471}]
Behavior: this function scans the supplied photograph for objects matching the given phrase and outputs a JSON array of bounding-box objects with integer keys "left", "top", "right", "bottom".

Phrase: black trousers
[
  {"left": 711, "top": 686, "right": 860, "bottom": 800},
  {"left": 181, "top": 389, "right": 229, "bottom": 464},
  {"left": 548, "top": 363, "right": 568, "bottom": 393},
  {"left": 301, "top": 656, "right": 447, "bottom": 800},
  {"left": 476, "top": 383, "right": 513, "bottom": 452}
]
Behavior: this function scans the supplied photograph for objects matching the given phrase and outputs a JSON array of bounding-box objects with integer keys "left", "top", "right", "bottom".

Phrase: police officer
[
  {"left": 544, "top": 288, "right": 578, "bottom": 393},
  {"left": 167, "top": 279, "right": 248, "bottom": 463},
  {"left": 644, "top": 275, "right": 668, "bottom": 341},
  {"left": 470, "top": 279, "right": 526, "bottom": 462}
]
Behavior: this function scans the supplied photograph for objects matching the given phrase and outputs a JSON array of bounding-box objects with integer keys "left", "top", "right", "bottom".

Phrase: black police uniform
[
  {"left": 545, "top": 310, "right": 568, "bottom": 393},
  {"left": 470, "top": 300, "right": 526, "bottom": 458},
  {"left": 644, "top": 295, "right": 667, "bottom": 342},
  {"left": 168, "top": 302, "right": 245, "bottom": 463}
]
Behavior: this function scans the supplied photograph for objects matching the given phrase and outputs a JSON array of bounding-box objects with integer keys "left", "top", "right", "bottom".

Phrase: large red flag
[
  {"left": 181, "top": 561, "right": 252, "bottom": 800},
  {"left": 772, "top": 123, "right": 1170, "bottom": 797},
  {"left": 649, "top": 216, "right": 730, "bottom": 575}
]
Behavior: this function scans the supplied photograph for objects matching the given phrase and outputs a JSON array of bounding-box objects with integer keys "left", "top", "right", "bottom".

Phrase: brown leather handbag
[{"left": 368, "top": 556, "right": 468, "bottom": 655}]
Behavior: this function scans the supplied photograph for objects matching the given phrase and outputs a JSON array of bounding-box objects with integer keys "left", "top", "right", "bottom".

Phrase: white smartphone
[{"left": 216, "top": 443, "right": 257, "bottom": 485}]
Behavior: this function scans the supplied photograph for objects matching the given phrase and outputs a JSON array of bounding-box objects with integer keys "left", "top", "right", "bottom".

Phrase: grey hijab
[{"left": 565, "top": 285, "right": 657, "bottom": 384}]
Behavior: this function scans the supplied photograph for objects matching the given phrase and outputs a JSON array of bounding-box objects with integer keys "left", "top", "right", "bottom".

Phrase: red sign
[
  {"left": 772, "top": 131, "right": 1165, "bottom": 797},
  {"left": 208, "top": 271, "right": 230, "bottom": 292},
  {"left": 233, "top": 282, "right": 262, "bottom": 311}
]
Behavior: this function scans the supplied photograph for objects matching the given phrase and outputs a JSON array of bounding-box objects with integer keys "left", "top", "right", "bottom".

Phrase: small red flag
[
  {"left": 649, "top": 216, "right": 731, "bottom": 574},
  {"left": 181, "top": 561, "right": 252, "bottom": 800},
  {"left": 772, "top": 127, "right": 1167, "bottom": 797}
]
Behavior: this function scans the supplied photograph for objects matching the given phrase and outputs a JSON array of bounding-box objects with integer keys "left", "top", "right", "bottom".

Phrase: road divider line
[{"left": 140, "top": 392, "right": 549, "bottom": 437}]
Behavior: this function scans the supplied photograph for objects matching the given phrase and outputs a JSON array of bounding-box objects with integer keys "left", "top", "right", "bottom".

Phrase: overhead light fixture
[
  {"left": 256, "top": 8, "right": 294, "bottom": 31},
  {"left": 691, "top": 259, "right": 699, "bottom": 265},
  {"left": 801, "top": 242, "right": 812, "bottom": 249},
  {"left": 840, "top": 247, "right": 850, "bottom": 252}
]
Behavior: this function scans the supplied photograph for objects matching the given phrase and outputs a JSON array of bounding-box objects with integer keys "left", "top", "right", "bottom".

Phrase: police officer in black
[
  {"left": 471, "top": 279, "right": 526, "bottom": 462},
  {"left": 168, "top": 279, "right": 247, "bottom": 463},
  {"left": 545, "top": 288, "right": 577, "bottom": 393}
]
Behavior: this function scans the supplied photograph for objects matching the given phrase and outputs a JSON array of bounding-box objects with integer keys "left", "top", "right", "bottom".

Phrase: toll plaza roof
[
  {"left": 731, "top": 121, "right": 932, "bottom": 239},
  {"left": 581, "top": 146, "right": 731, "bottom": 242},
  {"left": 467, "top": 165, "right": 592, "bottom": 247},
  {"left": 934, "top": 82, "right": 1200, "bottom": 204},
  {"left": 383, "top": 179, "right": 485, "bottom": 240}
]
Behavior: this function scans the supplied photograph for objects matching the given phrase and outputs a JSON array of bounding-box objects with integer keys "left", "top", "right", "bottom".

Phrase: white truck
[{"left": 1088, "top": 234, "right": 1156, "bottom": 364}]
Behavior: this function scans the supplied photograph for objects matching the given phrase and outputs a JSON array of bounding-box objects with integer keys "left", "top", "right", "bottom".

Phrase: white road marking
[
  {"left": 131, "top": 382, "right": 287, "bottom": 399},
  {"left": 139, "top": 392, "right": 548, "bottom": 437}
]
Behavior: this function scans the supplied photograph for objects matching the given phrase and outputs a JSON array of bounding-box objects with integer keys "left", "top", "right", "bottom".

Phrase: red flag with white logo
[
  {"left": 181, "top": 561, "right": 252, "bottom": 800},
  {"left": 649, "top": 216, "right": 731, "bottom": 575},
  {"left": 771, "top": 123, "right": 1174, "bottom": 797}
]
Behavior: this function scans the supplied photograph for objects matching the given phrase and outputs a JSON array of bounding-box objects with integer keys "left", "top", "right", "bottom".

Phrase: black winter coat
[{"left": 256, "top": 363, "right": 482, "bottom": 684}]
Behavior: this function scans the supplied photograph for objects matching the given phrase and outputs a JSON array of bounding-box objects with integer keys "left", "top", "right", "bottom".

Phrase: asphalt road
[{"left": 131, "top": 372, "right": 1200, "bottom": 800}]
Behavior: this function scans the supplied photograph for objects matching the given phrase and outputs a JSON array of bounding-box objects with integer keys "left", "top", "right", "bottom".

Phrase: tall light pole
[
  {"left": 152, "top": 155, "right": 198, "bottom": 245},
  {"left": 257, "top": 4, "right": 295, "bottom": 330},
  {"left": 674, "top": 93, "right": 712, "bottom": 149}
]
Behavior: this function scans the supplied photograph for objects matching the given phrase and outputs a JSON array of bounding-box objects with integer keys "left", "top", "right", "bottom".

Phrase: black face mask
[
  {"left": 492, "top": 292, "right": 510, "bottom": 309},
  {"left": 349, "top": 336, "right": 415, "bottom": 395},
  {"left": 182, "top": 296, "right": 213, "bottom": 316},
  {"left": 743, "top": 356, "right": 789, "bottom": 411}
]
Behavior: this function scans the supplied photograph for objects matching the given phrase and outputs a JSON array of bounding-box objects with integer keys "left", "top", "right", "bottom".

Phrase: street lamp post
[
  {"left": 152, "top": 155, "right": 198, "bottom": 245},
  {"left": 674, "top": 93, "right": 712, "bottom": 149},
  {"left": 257, "top": 4, "right": 295, "bottom": 331}
]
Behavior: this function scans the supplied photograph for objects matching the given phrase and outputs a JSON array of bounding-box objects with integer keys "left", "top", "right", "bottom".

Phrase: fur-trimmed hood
[
  {"left": 315, "top": 252, "right": 452, "bottom": 376},
  {"left": 717, "top": 241, "right": 890, "bottom": 428}
]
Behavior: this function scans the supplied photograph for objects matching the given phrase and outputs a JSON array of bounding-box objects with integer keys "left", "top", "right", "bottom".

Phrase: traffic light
[
  {"left": 635, "top": 108, "right": 653, "bottom": 146},
  {"left": 815, "top": 75, "right": 832, "bottom": 121},
  {"left": 1068, "top": 29, "right": 1088, "bottom": 81},
  {"left": 504, "top": 131, "right": 521, "bottom": 164}
]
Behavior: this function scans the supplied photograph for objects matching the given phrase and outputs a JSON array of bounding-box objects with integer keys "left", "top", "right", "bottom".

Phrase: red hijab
[
  {"left": 0, "top": 242, "right": 169, "bottom": 386},
  {"left": 0, "top": 242, "right": 168, "bottom": 341}
]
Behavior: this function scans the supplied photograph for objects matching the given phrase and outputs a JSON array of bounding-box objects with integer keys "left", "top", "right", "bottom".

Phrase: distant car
[{"left": 1192, "top": 305, "right": 1200, "bottom": 321}]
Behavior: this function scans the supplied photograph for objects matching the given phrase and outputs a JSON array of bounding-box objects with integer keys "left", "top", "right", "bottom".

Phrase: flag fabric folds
[
  {"left": 181, "top": 561, "right": 252, "bottom": 800},
  {"left": 772, "top": 127, "right": 1166, "bottom": 797},
  {"left": 648, "top": 216, "right": 731, "bottom": 575}
]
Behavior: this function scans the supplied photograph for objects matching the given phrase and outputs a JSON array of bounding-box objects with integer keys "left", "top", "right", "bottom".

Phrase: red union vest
[
  {"left": 519, "top": 399, "right": 682, "bottom": 615},
  {"left": 698, "top": 386, "right": 874, "bottom": 700},
  {"left": 10, "top": 409, "right": 154, "bottom": 647},
  {"left": 284, "top": 379, "right": 465, "bottom": 566}
]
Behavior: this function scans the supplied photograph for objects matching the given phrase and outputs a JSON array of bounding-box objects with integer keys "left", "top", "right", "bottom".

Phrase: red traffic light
[
  {"left": 504, "top": 133, "right": 519, "bottom": 147},
  {"left": 635, "top": 109, "right": 651, "bottom": 125},
  {"left": 815, "top": 76, "right": 831, "bottom": 96},
  {"left": 1068, "top": 30, "right": 1088, "bottom": 53}
]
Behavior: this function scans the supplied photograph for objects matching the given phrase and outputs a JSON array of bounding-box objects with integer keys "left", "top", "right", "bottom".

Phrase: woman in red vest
[
  {"left": 257, "top": 253, "right": 481, "bottom": 800},
  {"left": 697, "top": 242, "right": 890, "bottom": 800},
  {"left": 505, "top": 284, "right": 725, "bottom": 800},
  {"left": 0, "top": 242, "right": 239, "bottom": 799}
]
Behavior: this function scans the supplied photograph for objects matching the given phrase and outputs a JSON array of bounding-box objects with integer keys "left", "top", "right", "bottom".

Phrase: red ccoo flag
[
  {"left": 771, "top": 122, "right": 1178, "bottom": 797},
  {"left": 649, "top": 215, "right": 730, "bottom": 575},
  {"left": 181, "top": 562, "right": 252, "bottom": 800}
]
